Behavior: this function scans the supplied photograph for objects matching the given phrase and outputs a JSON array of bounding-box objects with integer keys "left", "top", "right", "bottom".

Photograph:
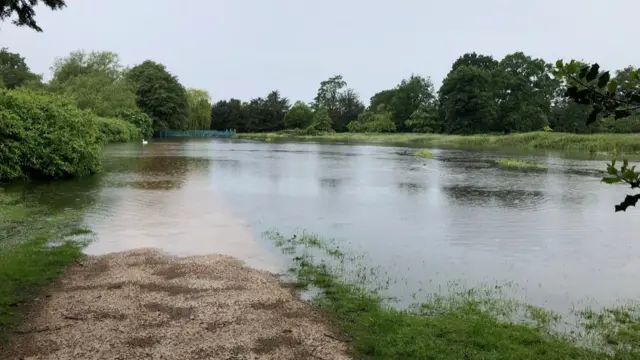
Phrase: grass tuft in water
[
  {"left": 413, "top": 149, "right": 433, "bottom": 158},
  {"left": 497, "top": 159, "right": 548, "bottom": 169},
  {"left": 266, "top": 231, "right": 637, "bottom": 359}
]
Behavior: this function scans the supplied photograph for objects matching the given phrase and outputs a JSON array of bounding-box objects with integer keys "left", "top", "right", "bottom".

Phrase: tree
[
  {"left": 50, "top": 50, "right": 123, "bottom": 85},
  {"left": 335, "top": 89, "right": 365, "bottom": 131},
  {"left": 0, "top": 48, "right": 41, "bottom": 89},
  {"left": 0, "top": 0, "right": 66, "bottom": 32},
  {"left": 554, "top": 60, "right": 640, "bottom": 211},
  {"left": 126, "top": 60, "right": 189, "bottom": 132},
  {"left": 495, "top": 52, "right": 558, "bottom": 132},
  {"left": 210, "top": 99, "right": 246, "bottom": 131},
  {"left": 284, "top": 101, "right": 314, "bottom": 129},
  {"left": 49, "top": 51, "right": 137, "bottom": 118},
  {"left": 309, "top": 108, "right": 333, "bottom": 132},
  {"left": 366, "top": 75, "right": 436, "bottom": 131},
  {"left": 347, "top": 105, "right": 396, "bottom": 133},
  {"left": 405, "top": 103, "right": 439, "bottom": 133},
  {"left": 438, "top": 65, "right": 498, "bottom": 134},
  {"left": 450, "top": 52, "right": 499, "bottom": 72},
  {"left": 389, "top": 75, "right": 436, "bottom": 130},
  {"left": 186, "top": 89, "right": 212, "bottom": 130},
  {"left": 313, "top": 75, "right": 347, "bottom": 129}
]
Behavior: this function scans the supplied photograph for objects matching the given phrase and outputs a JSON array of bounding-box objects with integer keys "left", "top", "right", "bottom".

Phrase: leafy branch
[{"left": 554, "top": 60, "right": 640, "bottom": 212}]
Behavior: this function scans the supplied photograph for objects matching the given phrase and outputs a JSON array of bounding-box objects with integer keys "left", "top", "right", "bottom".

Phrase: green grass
[
  {"left": 236, "top": 131, "right": 640, "bottom": 155},
  {"left": 266, "top": 231, "right": 638, "bottom": 359},
  {"left": 497, "top": 159, "right": 548, "bottom": 169},
  {"left": 0, "top": 191, "right": 89, "bottom": 342},
  {"left": 413, "top": 149, "right": 433, "bottom": 158}
]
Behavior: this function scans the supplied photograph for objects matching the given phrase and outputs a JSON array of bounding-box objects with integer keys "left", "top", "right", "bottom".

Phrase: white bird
[{"left": 142, "top": 139, "right": 148, "bottom": 145}]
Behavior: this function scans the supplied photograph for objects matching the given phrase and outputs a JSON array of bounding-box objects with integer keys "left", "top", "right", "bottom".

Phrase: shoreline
[
  {"left": 0, "top": 248, "right": 349, "bottom": 360},
  {"left": 235, "top": 131, "right": 640, "bottom": 155}
]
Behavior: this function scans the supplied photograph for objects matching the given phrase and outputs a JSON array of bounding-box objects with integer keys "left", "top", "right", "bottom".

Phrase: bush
[
  {"left": 94, "top": 116, "right": 141, "bottom": 143},
  {"left": 115, "top": 109, "right": 153, "bottom": 139},
  {"left": 0, "top": 89, "right": 103, "bottom": 181}
]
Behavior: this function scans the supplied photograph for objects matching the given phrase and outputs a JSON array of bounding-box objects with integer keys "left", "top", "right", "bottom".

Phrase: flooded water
[{"left": 14, "top": 138, "right": 640, "bottom": 313}]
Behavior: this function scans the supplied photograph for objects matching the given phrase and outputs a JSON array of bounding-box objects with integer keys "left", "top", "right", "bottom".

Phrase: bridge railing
[{"left": 154, "top": 129, "right": 236, "bottom": 138}]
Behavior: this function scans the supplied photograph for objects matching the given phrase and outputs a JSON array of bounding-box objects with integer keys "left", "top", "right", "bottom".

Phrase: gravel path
[{"left": 2, "top": 249, "right": 349, "bottom": 360}]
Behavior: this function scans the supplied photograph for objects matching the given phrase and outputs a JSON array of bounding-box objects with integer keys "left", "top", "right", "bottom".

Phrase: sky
[{"left": 2, "top": 0, "right": 639, "bottom": 105}]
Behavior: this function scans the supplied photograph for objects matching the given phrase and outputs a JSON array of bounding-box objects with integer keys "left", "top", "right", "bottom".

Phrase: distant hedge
[{"left": 0, "top": 89, "right": 104, "bottom": 181}]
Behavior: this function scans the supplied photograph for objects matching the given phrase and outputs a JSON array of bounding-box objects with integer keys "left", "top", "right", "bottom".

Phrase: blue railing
[{"left": 154, "top": 129, "right": 236, "bottom": 138}]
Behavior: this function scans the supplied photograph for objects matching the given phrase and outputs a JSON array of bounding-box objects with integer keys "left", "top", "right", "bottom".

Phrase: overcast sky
[{"left": 2, "top": 0, "right": 638, "bottom": 104}]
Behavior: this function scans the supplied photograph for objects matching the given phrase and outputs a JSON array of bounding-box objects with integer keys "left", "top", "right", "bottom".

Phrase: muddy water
[{"left": 15, "top": 138, "right": 640, "bottom": 313}]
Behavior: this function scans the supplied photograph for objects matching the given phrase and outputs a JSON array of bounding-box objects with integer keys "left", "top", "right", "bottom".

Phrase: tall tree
[
  {"left": 313, "top": 75, "right": 347, "bottom": 128},
  {"left": 495, "top": 52, "right": 559, "bottom": 132},
  {"left": 389, "top": 75, "right": 436, "bottom": 130},
  {"left": 335, "top": 89, "right": 365, "bottom": 131},
  {"left": 126, "top": 60, "right": 189, "bottom": 132},
  {"left": 210, "top": 99, "right": 246, "bottom": 131},
  {"left": 0, "top": 48, "right": 41, "bottom": 89},
  {"left": 0, "top": 0, "right": 66, "bottom": 32},
  {"left": 49, "top": 50, "right": 136, "bottom": 117},
  {"left": 438, "top": 65, "right": 498, "bottom": 134},
  {"left": 50, "top": 50, "right": 123, "bottom": 85},
  {"left": 451, "top": 52, "right": 499, "bottom": 72},
  {"left": 186, "top": 89, "right": 212, "bottom": 130}
]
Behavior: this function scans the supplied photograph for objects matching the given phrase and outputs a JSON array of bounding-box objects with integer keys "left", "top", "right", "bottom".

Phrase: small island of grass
[
  {"left": 497, "top": 159, "right": 548, "bottom": 169},
  {"left": 413, "top": 149, "right": 433, "bottom": 158}
]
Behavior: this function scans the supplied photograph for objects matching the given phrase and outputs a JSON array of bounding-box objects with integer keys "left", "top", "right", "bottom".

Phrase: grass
[
  {"left": 497, "top": 159, "right": 548, "bottom": 169},
  {"left": 0, "top": 190, "right": 90, "bottom": 342},
  {"left": 236, "top": 131, "right": 640, "bottom": 155},
  {"left": 266, "top": 231, "right": 638, "bottom": 359},
  {"left": 413, "top": 149, "right": 433, "bottom": 158}
]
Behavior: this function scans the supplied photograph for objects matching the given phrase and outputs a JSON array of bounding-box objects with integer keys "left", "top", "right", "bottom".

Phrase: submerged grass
[
  {"left": 0, "top": 190, "right": 90, "bottom": 342},
  {"left": 497, "top": 159, "right": 548, "bottom": 169},
  {"left": 236, "top": 131, "right": 640, "bottom": 154},
  {"left": 413, "top": 149, "right": 433, "bottom": 158},
  {"left": 266, "top": 231, "right": 638, "bottom": 359}
]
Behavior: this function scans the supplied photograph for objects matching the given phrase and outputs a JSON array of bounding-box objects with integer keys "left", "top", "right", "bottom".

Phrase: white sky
[{"left": 1, "top": 0, "right": 638, "bottom": 104}]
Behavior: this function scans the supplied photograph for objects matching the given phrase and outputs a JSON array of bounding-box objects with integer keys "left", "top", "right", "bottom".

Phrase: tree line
[{"left": 211, "top": 53, "right": 639, "bottom": 135}]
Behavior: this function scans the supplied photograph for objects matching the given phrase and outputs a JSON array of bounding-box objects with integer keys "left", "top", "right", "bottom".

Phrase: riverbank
[
  {"left": 1, "top": 248, "right": 349, "bottom": 359},
  {"left": 235, "top": 131, "right": 640, "bottom": 154},
  {"left": 268, "top": 232, "right": 639, "bottom": 360}
]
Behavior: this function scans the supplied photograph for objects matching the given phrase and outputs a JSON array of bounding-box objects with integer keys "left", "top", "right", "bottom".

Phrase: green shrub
[
  {"left": 116, "top": 109, "right": 153, "bottom": 139},
  {"left": 94, "top": 116, "right": 141, "bottom": 143},
  {"left": 0, "top": 89, "right": 103, "bottom": 182}
]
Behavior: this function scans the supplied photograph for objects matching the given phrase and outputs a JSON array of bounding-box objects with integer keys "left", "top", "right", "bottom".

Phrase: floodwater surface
[{"left": 18, "top": 138, "right": 640, "bottom": 313}]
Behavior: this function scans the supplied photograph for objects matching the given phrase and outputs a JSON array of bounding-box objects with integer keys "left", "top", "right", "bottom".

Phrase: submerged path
[{"left": 2, "top": 249, "right": 349, "bottom": 360}]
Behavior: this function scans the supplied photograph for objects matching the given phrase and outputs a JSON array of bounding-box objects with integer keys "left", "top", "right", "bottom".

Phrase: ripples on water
[{"left": 14, "top": 138, "right": 640, "bottom": 314}]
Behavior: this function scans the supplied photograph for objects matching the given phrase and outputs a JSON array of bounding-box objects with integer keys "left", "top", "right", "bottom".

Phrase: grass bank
[
  {"left": 498, "top": 159, "right": 548, "bottom": 169},
  {"left": 267, "top": 231, "right": 639, "bottom": 359},
  {"left": 236, "top": 131, "right": 640, "bottom": 154},
  {"left": 0, "top": 191, "right": 90, "bottom": 342}
]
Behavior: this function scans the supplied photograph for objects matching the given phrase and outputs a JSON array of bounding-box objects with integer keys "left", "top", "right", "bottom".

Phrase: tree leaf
[
  {"left": 607, "top": 79, "right": 618, "bottom": 94},
  {"left": 597, "top": 72, "right": 610, "bottom": 88},
  {"left": 623, "top": 169, "right": 637, "bottom": 180},
  {"left": 602, "top": 177, "right": 622, "bottom": 184},
  {"left": 586, "top": 64, "right": 600, "bottom": 82},
  {"left": 579, "top": 65, "right": 590, "bottom": 79},
  {"left": 566, "top": 61, "right": 580, "bottom": 75}
]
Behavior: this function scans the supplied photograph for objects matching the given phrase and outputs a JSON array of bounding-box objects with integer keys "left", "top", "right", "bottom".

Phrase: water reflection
[
  {"left": 442, "top": 185, "right": 546, "bottom": 209},
  {"left": 83, "top": 140, "right": 281, "bottom": 272}
]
